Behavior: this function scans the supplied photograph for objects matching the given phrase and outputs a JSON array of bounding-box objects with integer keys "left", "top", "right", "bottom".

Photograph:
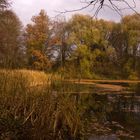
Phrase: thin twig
[{"left": 54, "top": 0, "right": 140, "bottom": 18}]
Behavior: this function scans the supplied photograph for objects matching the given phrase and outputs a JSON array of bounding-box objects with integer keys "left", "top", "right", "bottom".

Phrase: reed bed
[{"left": 0, "top": 69, "right": 83, "bottom": 140}]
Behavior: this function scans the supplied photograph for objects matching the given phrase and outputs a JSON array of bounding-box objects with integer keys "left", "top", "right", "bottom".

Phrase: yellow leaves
[
  {"left": 122, "top": 14, "right": 140, "bottom": 30},
  {"left": 122, "top": 14, "right": 140, "bottom": 47},
  {"left": 68, "top": 14, "right": 105, "bottom": 47}
]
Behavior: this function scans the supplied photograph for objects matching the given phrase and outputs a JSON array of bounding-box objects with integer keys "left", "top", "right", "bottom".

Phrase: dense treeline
[{"left": 0, "top": 0, "right": 140, "bottom": 79}]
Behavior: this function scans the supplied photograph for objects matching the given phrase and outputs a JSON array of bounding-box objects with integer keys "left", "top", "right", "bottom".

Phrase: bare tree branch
[{"left": 55, "top": 0, "right": 140, "bottom": 18}]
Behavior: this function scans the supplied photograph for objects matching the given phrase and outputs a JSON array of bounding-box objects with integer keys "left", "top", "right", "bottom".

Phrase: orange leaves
[
  {"left": 31, "top": 50, "right": 51, "bottom": 70},
  {"left": 25, "top": 10, "right": 49, "bottom": 51},
  {"left": 25, "top": 10, "right": 52, "bottom": 70}
]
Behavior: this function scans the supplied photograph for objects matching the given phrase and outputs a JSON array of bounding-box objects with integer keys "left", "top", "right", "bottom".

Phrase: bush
[{"left": 128, "top": 72, "right": 139, "bottom": 80}]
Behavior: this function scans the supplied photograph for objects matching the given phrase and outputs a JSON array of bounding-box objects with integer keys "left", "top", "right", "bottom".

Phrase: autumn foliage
[{"left": 0, "top": 0, "right": 140, "bottom": 79}]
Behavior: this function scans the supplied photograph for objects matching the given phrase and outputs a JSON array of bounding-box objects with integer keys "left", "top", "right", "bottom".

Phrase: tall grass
[{"left": 0, "top": 69, "right": 83, "bottom": 140}]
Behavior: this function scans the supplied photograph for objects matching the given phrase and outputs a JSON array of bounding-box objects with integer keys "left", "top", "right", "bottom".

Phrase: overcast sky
[{"left": 12, "top": 0, "right": 140, "bottom": 26}]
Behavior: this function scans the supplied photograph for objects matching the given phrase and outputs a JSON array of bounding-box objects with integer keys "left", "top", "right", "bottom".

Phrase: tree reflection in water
[{"left": 70, "top": 83, "right": 140, "bottom": 140}]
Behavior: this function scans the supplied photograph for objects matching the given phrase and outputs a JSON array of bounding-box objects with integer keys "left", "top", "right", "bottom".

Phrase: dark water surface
[{"left": 62, "top": 82, "right": 140, "bottom": 140}]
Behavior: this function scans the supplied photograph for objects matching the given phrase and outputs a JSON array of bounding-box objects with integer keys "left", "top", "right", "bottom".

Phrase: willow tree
[{"left": 122, "top": 14, "right": 140, "bottom": 78}]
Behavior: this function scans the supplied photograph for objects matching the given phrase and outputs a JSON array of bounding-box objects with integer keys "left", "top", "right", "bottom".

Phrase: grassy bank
[{"left": 0, "top": 70, "right": 84, "bottom": 140}]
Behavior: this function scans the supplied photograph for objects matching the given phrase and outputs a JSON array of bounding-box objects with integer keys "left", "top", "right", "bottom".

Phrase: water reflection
[
  {"left": 89, "top": 134, "right": 117, "bottom": 140},
  {"left": 53, "top": 82, "right": 140, "bottom": 139},
  {"left": 70, "top": 83, "right": 140, "bottom": 140}
]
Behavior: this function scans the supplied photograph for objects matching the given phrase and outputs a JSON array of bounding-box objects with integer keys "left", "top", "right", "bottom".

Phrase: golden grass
[
  {"left": 0, "top": 69, "right": 82, "bottom": 140},
  {"left": 0, "top": 69, "right": 60, "bottom": 88}
]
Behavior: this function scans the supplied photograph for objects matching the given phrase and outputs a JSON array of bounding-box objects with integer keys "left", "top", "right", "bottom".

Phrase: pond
[{"left": 59, "top": 82, "right": 140, "bottom": 140}]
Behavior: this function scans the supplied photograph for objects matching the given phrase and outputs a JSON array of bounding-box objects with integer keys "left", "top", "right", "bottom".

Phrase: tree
[
  {"left": 30, "top": 50, "right": 51, "bottom": 70},
  {"left": 108, "top": 14, "right": 140, "bottom": 79},
  {"left": 122, "top": 14, "right": 140, "bottom": 78},
  {"left": 50, "top": 19, "right": 68, "bottom": 67},
  {"left": 0, "top": 0, "right": 10, "bottom": 10},
  {"left": 0, "top": 10, "right": 24, "bottom": 68},
  {"left": 25, "top": 9, "right": 51, "bottom": 70},
  {"left": 75, "top": 44, "right": 92, "bottom": 78},
  {"left": 57, "top": 0, "right": 139, "bottom": 18},
  {"left": 109, "top": 23, "right": 128, "bottom": 65},
  {"left": 67, "top": 14, "right": 101, "bottom": 47}
]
